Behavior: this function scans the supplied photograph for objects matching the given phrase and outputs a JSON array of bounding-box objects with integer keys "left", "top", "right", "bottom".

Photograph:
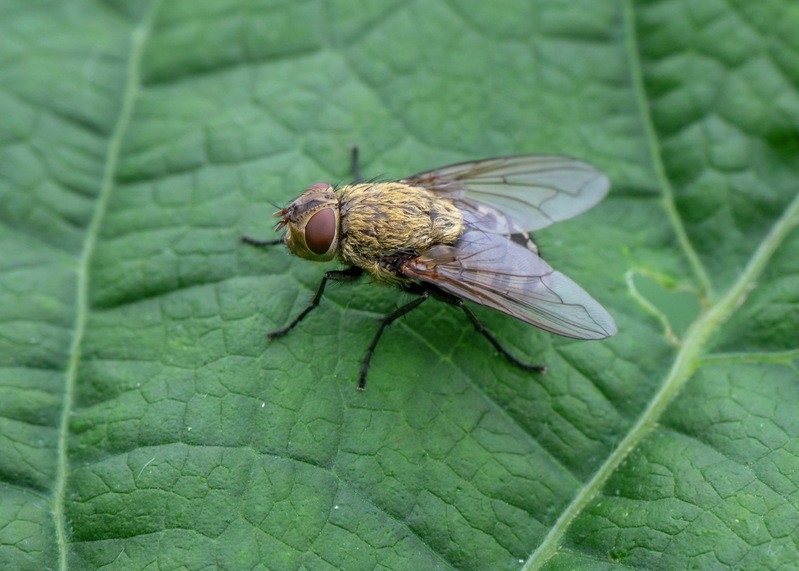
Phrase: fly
[{"left": 242, "top": 148, "right": 617, "bottom": 390}]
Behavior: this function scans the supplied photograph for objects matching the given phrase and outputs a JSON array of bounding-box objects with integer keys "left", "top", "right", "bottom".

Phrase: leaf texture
[{"left": 0, "top": 0, "right": 797, "bottom": 569}]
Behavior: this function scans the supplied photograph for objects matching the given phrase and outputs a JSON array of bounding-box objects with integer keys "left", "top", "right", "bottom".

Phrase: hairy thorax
[{"left": 337, "top": 182, "right": 464, "bottom": 284}]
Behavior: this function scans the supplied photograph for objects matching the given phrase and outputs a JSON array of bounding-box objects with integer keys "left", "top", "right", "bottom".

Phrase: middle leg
[{"left": 358, "top": 290, "right": 430, "bottom": 390}]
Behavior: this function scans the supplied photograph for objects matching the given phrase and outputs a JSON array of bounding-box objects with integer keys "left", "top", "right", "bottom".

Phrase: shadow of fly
[{"left": 242, "top": 148, "right": 616, "bottom": 390}]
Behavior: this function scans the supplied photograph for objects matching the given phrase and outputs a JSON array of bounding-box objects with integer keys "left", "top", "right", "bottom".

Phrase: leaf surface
[{"left": 1, "top": 0, "right": 798, "bottom": 569}]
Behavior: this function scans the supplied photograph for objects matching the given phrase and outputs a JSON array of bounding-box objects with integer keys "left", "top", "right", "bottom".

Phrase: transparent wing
[
  {"left": 402, "top": 230, "right": 617, "bottom": 340},
  {"left": 402, "top": 154, "right": 610, "bottom": 233}
]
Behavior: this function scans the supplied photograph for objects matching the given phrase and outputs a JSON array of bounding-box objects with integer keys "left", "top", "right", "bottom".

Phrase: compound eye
[{"left": 305, "top": 208, "right": 336, "bottom": 255}]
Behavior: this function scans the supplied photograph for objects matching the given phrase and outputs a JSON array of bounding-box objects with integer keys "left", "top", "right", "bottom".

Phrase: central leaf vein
[{"left": 52, "top": 3, "right": 161, "bottom": 570}]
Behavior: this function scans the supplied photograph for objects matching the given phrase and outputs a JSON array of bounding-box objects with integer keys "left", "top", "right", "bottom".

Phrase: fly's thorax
[
  {"left": 337, "top": 182, "right": 464, "bottom": 282},
  {"left": 276, "top": 183, "right": 340, "bottom": 262}
]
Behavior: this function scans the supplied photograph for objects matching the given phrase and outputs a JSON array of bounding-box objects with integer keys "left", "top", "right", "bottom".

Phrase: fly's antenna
[{"left": 266, "top": 199, "right": 283, "bottom": 210}]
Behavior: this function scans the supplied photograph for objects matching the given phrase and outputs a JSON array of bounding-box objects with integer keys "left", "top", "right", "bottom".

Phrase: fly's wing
[
  {"left": 402, "top": 155, "right": 610, "bottom": 234},
  {"left": 402, "top": 230, "right": 617, "bottom": 339}
]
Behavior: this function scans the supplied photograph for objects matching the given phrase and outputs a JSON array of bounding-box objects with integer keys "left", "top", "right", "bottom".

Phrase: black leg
[
  {"left": 351, "top": 145, "right": 363, "bottom": 183},
  {"left": 457, "top": 302, "right": 546, "bottom": 373},
  {"left": 269, "top": 267, "right": 363, "bottom": 339},
  {"left": 241, "top": 235, "right": 282, "bottom": 247},
  {"left": 424, "top": 286, "right": 546, "bottom": 374},
  {"left": 358, "top": 291, "right": 430, "bottom": 390}
]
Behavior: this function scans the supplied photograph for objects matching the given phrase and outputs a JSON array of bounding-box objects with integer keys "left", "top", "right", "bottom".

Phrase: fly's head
[{"left": 275, "top": 183, "right": 340, "bottom": 262}]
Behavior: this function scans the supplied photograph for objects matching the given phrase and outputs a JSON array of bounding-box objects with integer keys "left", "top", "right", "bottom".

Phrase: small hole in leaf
[{"left": 631, "top": 274, "right": 702, "bottom": 339}]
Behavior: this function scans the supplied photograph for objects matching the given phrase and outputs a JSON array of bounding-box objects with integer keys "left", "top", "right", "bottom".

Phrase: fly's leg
[
  {"left": 457, "top": 302, "right": 546, "bottom": 373},
  {"left": 241, "top": 236, "right": 282, "bottom": 247},
  {"left": 427, "top": 287, "right": 546, "bottom": 373},
  {"left": 351, "top": 145, "right": 363, "bottom": 183},
  {"left": 359, "top": 291, "right": 430, "bottom": 390},
  {"left": 269, "top": 267, "right": 363, "bottom": 339}
]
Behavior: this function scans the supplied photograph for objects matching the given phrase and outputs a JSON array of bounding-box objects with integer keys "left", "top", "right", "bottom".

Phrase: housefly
[{"left": 242, "top": 148, "right": 616, "bottom": 390}]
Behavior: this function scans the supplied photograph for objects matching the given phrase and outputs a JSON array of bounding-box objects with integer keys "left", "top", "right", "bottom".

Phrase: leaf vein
[
  {"left": 621, "top": 0, "right": 714, "bottom": 298},
  {"left": 52, "top": 2, "right": 161, "bottom": 569},
  {"left": 522, "top": 1, "right": 799, "bottom": 566}
]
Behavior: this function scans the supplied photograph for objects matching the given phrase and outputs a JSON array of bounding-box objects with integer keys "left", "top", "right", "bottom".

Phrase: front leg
[
  {"left": 351, "top": 145, "right": 363, "bottom": 183},
  {"left": 269, "top": 267, "right": 363, "bottom": 339},
  {"left": 241, "top": 235, "right": 282, "bottom": 247}
]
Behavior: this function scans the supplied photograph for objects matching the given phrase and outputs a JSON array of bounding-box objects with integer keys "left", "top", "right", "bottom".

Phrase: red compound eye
[{"left": 305, "top": 208, "right": 336, "bottom": 254}]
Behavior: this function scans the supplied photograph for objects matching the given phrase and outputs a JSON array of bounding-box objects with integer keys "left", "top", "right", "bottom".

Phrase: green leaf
[{"left": 1, "top": 0, "right": 798, "bottom": 569}]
